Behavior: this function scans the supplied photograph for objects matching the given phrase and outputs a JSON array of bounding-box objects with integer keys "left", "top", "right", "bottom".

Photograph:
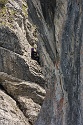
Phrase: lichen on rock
[{"left": 0, "top": 0, "right": 45, "bottom": 125}]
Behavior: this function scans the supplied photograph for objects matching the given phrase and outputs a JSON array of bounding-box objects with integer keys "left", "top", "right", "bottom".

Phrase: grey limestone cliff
[
  {"left": 0, "top": 0, "right": 83, "bottom": 125},
  {"left": 26, "top": 0, "right": 83, "bottom": 125},
  {"left": 0, "top": 0, "right": 45, "bottom": 125}
]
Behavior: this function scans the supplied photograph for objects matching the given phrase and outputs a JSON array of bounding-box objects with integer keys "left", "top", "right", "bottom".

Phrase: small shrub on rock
[{"left": 0, "top": 0, "right": 8, "bottom": 7}]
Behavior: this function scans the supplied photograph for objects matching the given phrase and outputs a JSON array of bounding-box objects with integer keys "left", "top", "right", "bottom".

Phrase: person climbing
[{"left": 31, "top": 43, "right": 40, "bottom": 64}]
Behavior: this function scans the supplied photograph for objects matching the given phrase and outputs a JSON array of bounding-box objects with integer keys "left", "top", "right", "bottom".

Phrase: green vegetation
[
  {"left": 22, "top": 4, "right": 28, "bottom": 16},
  {"left": 10, "top": 9, "right": 17, "bottom": 17},
  {"left": 0, "top": 0, "right": 8, "bottom": 6},
  {"left": 0, "top": 0, "right": 28, "bottom": 28},
  {"left": 0, "top": 6, "right": 6, "bottom": 17}
]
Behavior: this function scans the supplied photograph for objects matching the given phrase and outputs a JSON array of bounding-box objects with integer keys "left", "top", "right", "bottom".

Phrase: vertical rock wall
[
  {"left": 60, "top": 1, "right": 83, "bottom": 125},
  {"left": 0, "top": 0, "right": 46, "bottom": 124},
  {"left": 27, "top": 0, "right": 83, "bottom": 125}
]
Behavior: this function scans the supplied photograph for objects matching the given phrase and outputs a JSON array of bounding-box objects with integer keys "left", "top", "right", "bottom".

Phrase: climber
[{"left": 31, "top": 43, "right": 40, "bottom": 64}]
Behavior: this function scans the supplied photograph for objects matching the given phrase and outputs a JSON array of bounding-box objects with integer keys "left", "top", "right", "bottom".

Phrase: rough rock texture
[
  {"left": 0, "top": 0, "right": 83, "bottom": 125},
  {"left": 0, "top": 0, "right": 46, "bottom": 125},
  {"left": 0, "top": 89, "right": 30, "bottom": 125},
  {"left": 26, "top": 0, "right": 83, "bottom": 125},
  {"left": 0, "top": 72, "right": 45, "bottom": 124},
  {"left": 0, "top": 76, "right": 45, "bottom": 106},
  {"left": 0, "top": 0, "right": 45, "bottom": 87},
  {"left": 0, "top": 27, "right": 44, "bottom": 86}
]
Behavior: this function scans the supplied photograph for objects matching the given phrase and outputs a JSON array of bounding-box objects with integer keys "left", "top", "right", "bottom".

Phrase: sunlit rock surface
[
  {"left": 26, "top": 0, "right": 83, "bottom": 125},
  {"left": 0, "top": 89, "right": 30, "bottom": 125},
  {"left": 0, "top": 0, "right": 45, "bottom": 125},
  {"left": 0, "top": 0, "right": 83, "bottom": 125}
]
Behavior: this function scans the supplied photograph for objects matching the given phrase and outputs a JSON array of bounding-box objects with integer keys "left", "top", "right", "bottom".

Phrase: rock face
[
  {"left": 0, "top": 0, "right": 46, "bottom": 125},
  {"left": 0, "top": 89, "right": 30, "bottom": 125},
  {"left": 0, "top": 72, "right": 45, "bottom": 124},
  {"left": 0, "top": 26, "right": 45, "bottom": 86},
  {"left": 0, "top": 0, "right": 83, "bottom": 125},
  {"left": 26, "top": 0, "right": 83, "bottom": 125}
]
